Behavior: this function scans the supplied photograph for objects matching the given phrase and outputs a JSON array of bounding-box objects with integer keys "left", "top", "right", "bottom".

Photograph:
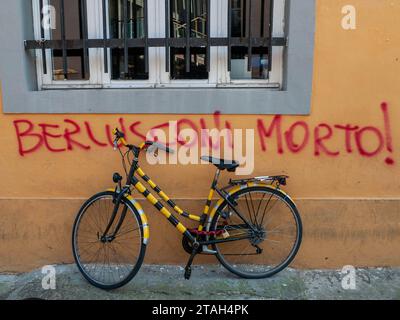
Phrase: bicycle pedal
[{"left": 184, "top": 267, "right": 192, "bottom": 280}]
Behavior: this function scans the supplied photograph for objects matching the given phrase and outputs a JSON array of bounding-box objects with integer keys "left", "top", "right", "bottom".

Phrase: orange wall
[{"left": 1, "top": 0, "right": 400, "bottom": 272}]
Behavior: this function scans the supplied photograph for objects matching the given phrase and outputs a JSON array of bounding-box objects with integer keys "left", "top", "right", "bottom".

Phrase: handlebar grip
[
  {"left": 147, "top": 141, "right": 175, "bottom": 154},
  {"left": 113, "top": 128, "right": 125, "bottom": 139},
  {"left": 113, "top": 128, "right": 128, "bottom": 146}
]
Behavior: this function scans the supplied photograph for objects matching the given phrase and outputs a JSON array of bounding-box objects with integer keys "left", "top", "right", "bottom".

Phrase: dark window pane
[
  {"left": 231, "top": 47, "right": 269, "bottom": 80},
  {"left": 52, "top": 49, "right": 89, "bottom": 80},
  {"left": 171, "top": 0, "right": 186, "bottom": 38},
  {"left": 190, "top": 0, "right": 207, "bottom": 38},
  {"left": 231, "top": 0, "right": 271, "bottom": 37},
  {"left": 109, "top": 0, "right": 145, "bottom": 39},
  {"left": 111, "top": 48, "right": 148, "bottom": 80},
  {"left": 49, "top": 0, "right": 89, "bottom": 80},
  {"left": 230, "top": 0, "right": 272, "bottom": 80},
  {"left": 109, "top": 0, "right": 148, "bottom": 80},
  {"left": 231, "top": 0, "right": 246, "bottom": 37},
  {"left": 170, "top": 0, "right": 208, "bottom": 80},
  {"left": 170, "top": 48, "right": 207, "bottom": 80}
]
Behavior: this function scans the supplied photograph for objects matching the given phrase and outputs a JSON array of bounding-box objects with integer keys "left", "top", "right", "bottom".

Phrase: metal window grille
[{"left": 25, "top": 0, "right": 286, "bottom": 79}]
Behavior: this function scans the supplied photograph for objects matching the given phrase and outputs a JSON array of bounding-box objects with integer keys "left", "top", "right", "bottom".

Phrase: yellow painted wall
[{"left": 1, "top": 0, "right": 400, "bottom": 272}]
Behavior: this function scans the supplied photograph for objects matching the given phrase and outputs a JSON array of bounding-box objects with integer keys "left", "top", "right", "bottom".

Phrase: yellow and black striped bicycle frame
[{"left": 130, "top": 166, "right": 216, "bottom": 241}]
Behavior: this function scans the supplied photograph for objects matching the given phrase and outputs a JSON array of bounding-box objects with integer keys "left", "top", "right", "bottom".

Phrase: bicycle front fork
[{"left": 101, "top": 187, "right": 130, "bottom": 242}]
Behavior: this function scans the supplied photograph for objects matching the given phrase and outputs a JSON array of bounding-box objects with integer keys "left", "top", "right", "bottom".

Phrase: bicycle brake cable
[{"left": 118, "top": 146, "right": 129, "bottom": 177}]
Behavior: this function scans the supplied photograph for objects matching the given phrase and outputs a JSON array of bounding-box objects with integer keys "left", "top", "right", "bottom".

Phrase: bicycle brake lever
[{"left": 147, "top": 144, "right": 159, "bottom": 157}]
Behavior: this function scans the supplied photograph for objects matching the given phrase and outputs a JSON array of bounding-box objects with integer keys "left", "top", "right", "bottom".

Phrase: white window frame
[
  {"left": 32, "top": 0, "right": 103, "bottom": 89},
  {"left": 32, "top": 0, "right": 285, "bottom": 90}
]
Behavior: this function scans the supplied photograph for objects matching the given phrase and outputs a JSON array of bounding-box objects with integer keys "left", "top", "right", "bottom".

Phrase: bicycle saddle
[{"left": 200, "top": 156, "right": 240, "bottom": 172}]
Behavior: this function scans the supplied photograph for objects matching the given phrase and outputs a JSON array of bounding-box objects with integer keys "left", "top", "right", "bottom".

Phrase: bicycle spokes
[
  {"left": 73, "top": 194, "right": 144, "bottom": 288},
  {"left": 211, "top": 187, "right": 302, "bottom": 278}
]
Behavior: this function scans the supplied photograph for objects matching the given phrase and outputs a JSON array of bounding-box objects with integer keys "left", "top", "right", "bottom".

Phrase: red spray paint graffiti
[
  {"left": 13, "top": 112, "right": 232, "bottom": 156},
  {"left": 256, "top": 103, "right": 394, "bottom": 165},
  {"left": 13, "top": 103, "right": 395, "bottom": 165}
]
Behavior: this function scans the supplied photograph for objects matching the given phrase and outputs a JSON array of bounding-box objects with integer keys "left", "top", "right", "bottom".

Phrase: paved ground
[{"left": 1, "top": 264, "right": 399, "bottom": 300}]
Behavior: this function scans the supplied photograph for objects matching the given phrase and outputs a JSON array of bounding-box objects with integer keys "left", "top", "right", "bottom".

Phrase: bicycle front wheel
[
  {"left": 72, "top": 191, "right": 146, "bottom": 290},
  {"left": 210, "top": 186, "right": 302, "bottom": 279}
]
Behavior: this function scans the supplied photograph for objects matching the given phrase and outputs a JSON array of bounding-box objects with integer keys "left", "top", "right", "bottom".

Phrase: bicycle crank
[{"left": 184, "top": 242, "right": 200, "bottom": 280}]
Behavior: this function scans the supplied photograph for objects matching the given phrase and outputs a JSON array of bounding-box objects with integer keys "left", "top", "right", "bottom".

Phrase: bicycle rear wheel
[
  {"left": 72, "top": 191, "right": 146, "bottom": 290},
  {"left": 210, "top": 186, "right": 302, "bottom": 279}
]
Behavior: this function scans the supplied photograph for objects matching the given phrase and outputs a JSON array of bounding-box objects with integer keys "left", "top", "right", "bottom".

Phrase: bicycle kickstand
[{"left": 184, "top": 242, "right": 199, "bottom": 280}]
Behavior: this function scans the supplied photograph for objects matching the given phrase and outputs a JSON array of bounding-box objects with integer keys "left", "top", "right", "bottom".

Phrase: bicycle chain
[{"left": 188, "top": 228, "right": 225, "bottom": 237}]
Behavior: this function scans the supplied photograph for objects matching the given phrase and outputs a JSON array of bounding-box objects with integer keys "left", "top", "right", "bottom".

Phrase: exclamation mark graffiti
[{"left": 381, "top": 102, "right": 395, "bottom": 165}]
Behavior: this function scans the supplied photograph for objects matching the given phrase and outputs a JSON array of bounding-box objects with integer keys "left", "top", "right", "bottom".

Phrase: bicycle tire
[
  {"left": 72, "top": 191, "right": 146, "bottom": 290},
  {"left": 209, "top": 185, "right": 302, "bottom": 279}
]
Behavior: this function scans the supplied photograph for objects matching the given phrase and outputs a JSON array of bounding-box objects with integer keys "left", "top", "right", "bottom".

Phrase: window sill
[
  {"left": 41, "top": 84, "right": 103, "bottom": 90},
  {"left": 40, "top": 82, "right": 281, "bottom": 90}
]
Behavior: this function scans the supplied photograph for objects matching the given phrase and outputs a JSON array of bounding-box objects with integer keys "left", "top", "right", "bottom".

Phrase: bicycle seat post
[{"left": 212, "top": 169, "right": 221, "bottom": 189}]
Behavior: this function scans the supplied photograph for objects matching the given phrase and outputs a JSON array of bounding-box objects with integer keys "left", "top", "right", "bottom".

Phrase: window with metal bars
[
  {"left": 26, "top": 0, "right": 286, "bottom": 89},
  {"left": 109, "top": 0, "right": 148, "bottom": 80},
  {"left": 169, "top": 0, "right": 209, "bottom": 80}
]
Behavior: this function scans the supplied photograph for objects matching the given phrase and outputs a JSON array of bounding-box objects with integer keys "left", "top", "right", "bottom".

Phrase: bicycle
[{"left": 72, "top": 128, "right": 303, "bottom": 290}]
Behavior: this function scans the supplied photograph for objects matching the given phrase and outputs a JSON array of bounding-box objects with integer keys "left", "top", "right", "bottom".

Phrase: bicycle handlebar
[
  {"left": 112, "top": 128, "right": 128, "bottom": 147},
  {"left": 112, "top": 128, "right": 175, "bottom": 154},
  {"left": 145, "top": 141, "right": 175, "bottom": 154}
]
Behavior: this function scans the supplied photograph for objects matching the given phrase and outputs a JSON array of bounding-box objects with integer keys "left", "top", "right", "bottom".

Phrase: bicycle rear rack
[{"left": 229, "top": 175, "right": 289, "bottom": 187}]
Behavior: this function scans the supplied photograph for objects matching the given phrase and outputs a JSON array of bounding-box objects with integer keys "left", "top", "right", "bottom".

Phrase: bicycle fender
[
  {"left": 206, "top": 183, "right": 294, "bottom": 231},
  {"left": 106, "top": 189, "right": 150, "bottom": 245}
]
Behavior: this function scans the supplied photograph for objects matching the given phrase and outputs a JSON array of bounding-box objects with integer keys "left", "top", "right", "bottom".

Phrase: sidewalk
[{"left": 1, "top": 265, "right": 399, "bottom": 300}]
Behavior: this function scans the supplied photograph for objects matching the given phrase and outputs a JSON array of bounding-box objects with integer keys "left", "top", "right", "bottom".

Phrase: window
[
  {"left": 3, "top": 0, "right": 315, "bottom": 114},
  {"left": 27, "top": 0, "right": 286, "bottom": 89},
  {"left": 170, "top": 0, "right": 208, "bottom": 80},
  {"left": 108, "top": 0, "right": 148, "bottom": 80},
  {"left": 32, "top": 0, "right": 102, "bottom": 88},
  {"left": 49, "top": 0, "right": 89, "bottom": 81},
  {"left": 230, "top": 0, "right": 273, "bottom": 80}
]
